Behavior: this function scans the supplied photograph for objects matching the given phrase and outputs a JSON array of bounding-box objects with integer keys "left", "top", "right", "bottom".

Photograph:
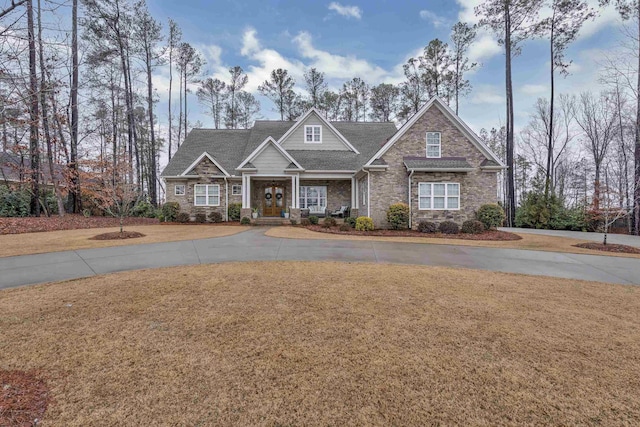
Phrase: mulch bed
[
  {"left": 89, "top": 231, "right": 146, "bottom": 240},
  {"left": 0, "top": 215, "right": 158, "bottom": 235},
  {"left": 160, "top": 221, "right": 243, "bottom": 226},
  {"left": 306, "top": 225, "right": 522, "bottom": 241},
  {"left": 574, "top": 242, "right": 640, "bottom": 254},
  {"left": 0, "top": 370, "right": 50, "bottom": 426}
]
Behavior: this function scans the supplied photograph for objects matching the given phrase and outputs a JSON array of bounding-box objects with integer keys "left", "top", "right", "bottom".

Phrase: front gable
[
  {"left": 181, "top": 152, "right": 229, "bottom": 177},
  {"left": 279, "top": 109, "right": 359, "bottom": 153},
  {"left": 238, "top": 136, "right": 303, "bottom": 174},
  {"left": 366, "top": 97, "right": 504, "bottom": 169}
]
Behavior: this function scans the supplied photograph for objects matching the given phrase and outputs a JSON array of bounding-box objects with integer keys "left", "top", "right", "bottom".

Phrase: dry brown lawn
[
  {"left": 0, "top": 224, "right": 249, "bottom": 257},
  {"left": 267, "top": 226, "right": 640, "bottom": 259},
  {"left": 1, "top": 262, "right": 639, "bottom": 426}
]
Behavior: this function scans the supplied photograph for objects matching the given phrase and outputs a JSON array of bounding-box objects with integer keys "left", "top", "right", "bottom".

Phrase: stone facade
[
  {"left": 368, "top": 103, "right": 498, "bottom": 229},
  {"left": 299, "top": 180, "right": 351, "bottom": 214},
  {"left": 164, "top": 157, "right": 243, "bottom": 221}
]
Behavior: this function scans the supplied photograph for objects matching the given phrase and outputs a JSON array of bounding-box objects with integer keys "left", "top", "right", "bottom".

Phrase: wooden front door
[{"left": 263, "top": 186, "right": 285, "bottom": 216}]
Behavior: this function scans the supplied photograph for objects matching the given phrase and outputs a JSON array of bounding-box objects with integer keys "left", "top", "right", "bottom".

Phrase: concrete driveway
[
  {"left": 500, "top": 227, "right": 640, "bottom": 248},
  {"left": 1, "top": 227, "right": 639, "bottom": 290}
]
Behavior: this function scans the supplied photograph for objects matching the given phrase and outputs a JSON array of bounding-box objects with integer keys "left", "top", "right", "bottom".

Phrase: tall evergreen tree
[{"left": 258, "top": 68, "right": 296, "bottom": 120}]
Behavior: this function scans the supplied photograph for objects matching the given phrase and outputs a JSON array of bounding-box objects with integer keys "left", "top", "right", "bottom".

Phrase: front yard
[{"left": 1, "top": 262, "right": 639, "bottom": 425}]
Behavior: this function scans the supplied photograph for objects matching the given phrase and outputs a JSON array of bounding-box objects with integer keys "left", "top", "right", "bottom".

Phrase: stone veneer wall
[
  {"left": 368, "top": 103, "right": 498, "bottom": 229},
  {"left": 164, "top": 157, "right": 243, "bottom": 221}
]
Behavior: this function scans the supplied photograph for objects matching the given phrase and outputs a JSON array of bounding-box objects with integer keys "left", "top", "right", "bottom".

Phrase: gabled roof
[
  {"left": 403, "top": 156, "right": 474, "bottom": 172},
  {"left": 277, "top": 108, "right": 360, "bottom": 154},
  {"left": 366, "top": 96, "right": 505, "bottom": 168},
  {"left": 180, "top": 151, "right": 230, "bottom": 177},
  {"left": 237, "top": 136, "right": 303, "bottom": 170},
  {"left": 161, "top": 121, "right": 397, "bottom": 177}
]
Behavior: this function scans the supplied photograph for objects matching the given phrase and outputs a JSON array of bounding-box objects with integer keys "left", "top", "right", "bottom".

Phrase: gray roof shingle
[
  {"left": 403, "top": 156, "right": 473, "bottom": 171},
  {"left": 162, "top": 120, "right": 398, "bottom": 176}
]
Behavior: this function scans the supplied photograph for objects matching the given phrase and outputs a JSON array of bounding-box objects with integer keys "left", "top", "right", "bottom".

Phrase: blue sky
[{"left": 145, "top": 0, "right": 625, "bottom": 136}]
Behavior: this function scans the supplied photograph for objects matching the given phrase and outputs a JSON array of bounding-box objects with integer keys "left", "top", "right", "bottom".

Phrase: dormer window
[
  {"left": 305, "top": 125, "right": 322, "bottom": 143},
  {"left": 426, "top": 132, "right": 441, "bottom": 158}
]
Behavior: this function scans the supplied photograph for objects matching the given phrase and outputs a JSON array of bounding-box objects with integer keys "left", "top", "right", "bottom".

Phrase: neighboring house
[
  {"left": 161, "top": 96, "right": 505, "bottom": 229},
  {"left": 1, "top": 151, "right": 65, "bottom": 189}
]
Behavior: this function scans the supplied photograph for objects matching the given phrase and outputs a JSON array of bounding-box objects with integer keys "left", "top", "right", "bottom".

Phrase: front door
[{"left": 263, "top": 186, "right": 285, "bottom": 216}]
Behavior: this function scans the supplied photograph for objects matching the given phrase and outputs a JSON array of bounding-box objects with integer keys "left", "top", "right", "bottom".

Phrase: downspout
[
  {"left": 366, "top": 169, "right": 371, "bottom": 218},
  {"left": 224, "top": 177, "right": 228, "bottom": 222},
  {"left": 408, "top": 170, "right": 414, "bottom": 229}
]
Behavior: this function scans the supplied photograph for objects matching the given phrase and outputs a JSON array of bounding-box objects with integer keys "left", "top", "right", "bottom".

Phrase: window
[
  {"left": 426, "top": 132, "right": 441, "bottom": 158},
  {"left": 232, "top": 184, "right": 242, "bottom": 195},
  {"left": 305, "top": 125, "right": 322, "bottom": 143},
  {"left": 299, "top": 186, "right": 327, "bottom": 211},
  {"left": 194, "top": 184, "right": 220, "bottom": 206},
  {"left": 418, "top": 182, "right": 459, "bottom": 210},
  {"left": 174, "top": 184, "right": 185, "bottom": 196}
]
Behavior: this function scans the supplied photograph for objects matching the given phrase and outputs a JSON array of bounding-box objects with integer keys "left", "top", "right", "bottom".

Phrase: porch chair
[{"left": 330, "top": 205, "right": 350, "bottom": 218}]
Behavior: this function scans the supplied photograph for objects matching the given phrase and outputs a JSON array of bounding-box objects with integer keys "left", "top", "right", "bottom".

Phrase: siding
[
  {"left": 280, "top": 114, "right": 350, "bottom": 151},
  {"left": 252, "top": 144, "right": 291, "bottom": 174}
]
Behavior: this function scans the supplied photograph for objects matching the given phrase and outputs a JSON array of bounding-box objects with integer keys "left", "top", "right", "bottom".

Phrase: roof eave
[{"left": 406, "top": 167, "right": 475, "bottom": 173}]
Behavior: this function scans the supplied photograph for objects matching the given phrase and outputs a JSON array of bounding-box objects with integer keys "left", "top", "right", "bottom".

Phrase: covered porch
[{"left": 240, "top": 174, "right": 359, "bottom": 221}]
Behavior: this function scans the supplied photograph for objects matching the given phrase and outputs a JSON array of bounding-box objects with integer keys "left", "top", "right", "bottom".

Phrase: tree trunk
[
  {"left": 27, "top": 0, "right": 40, "bottom": 217},
  {"left": 146, "top": 52, "right": 157, "bottom": 206},
  {"left": 68, "top": 0, "right": 81, "bottom": 213},
  {"left": 168, "top": 38, "right": 173, "bottom": 161},
  {"left": 505, "top": 7, "right": 516, "bottom": 227},
  {"left": 635, "top": 3, "right": 640, "bottom": 235},
  {"left": 545, "top": 14, "right": 555, "bottom": 205},
  {"left": 38, "top": 0, "right": 64, "bottom": 216}
]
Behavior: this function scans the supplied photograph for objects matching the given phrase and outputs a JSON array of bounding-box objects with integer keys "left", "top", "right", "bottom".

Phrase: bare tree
[
  {"left": 224, "top": 66, "right": 248, "bottom": 128},
  {"left": 166, "top": 19, "right": 181, "bottom": 160},
  {"left": 476, "top": 0, "right": 545, "bottom": 226},
  {"left": 258, "top": 68, "right": 295, "bottom": 120},
  {"left": 303, "top": 68, "right": 327, "bottom": 108},
  {"left": 450, "top": 22, "right": 478, "bottom": 115},
  {"left": 196, "top": 78, "right": 226, "bottom": 129},
  {"left": 575, "top": 91, "right": 618, "bottom": 209}
]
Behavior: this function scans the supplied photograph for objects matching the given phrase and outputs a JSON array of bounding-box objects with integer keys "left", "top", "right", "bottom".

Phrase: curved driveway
[{"left": 1, "top": 227, "right": 639, "bottom": 290}]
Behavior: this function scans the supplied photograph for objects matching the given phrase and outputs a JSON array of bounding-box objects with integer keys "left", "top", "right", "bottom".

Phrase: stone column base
[
  {"left": 240, "top": 208, "right": 252, "bottom": 221},
  {"left": 289, "top": 208, "right": 301, "bottom": 222},
  {"left": 350, "top": 208, "right": 358, "bottom": 218}
]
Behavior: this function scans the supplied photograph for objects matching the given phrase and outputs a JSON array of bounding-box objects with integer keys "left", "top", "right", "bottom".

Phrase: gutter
[
  {"left": 405, "top": 168, "right": 475, "bottom": 173},
  {"left": 366, "top": 169, "right": 371, "bottom": 218}
]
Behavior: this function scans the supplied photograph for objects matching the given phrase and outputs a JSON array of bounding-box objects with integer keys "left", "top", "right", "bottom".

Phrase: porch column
[{"left": 353, "top": 176, "right": 359, "bottom": 209}]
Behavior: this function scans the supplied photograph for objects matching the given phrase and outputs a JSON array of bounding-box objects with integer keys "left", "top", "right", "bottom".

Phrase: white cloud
[
  {"left": 293, "top": 31, "right": 392, "bottom": 83},
  {"left": 419, "top": 10, "right": 449, "bottom": 28},
  {"left": 521, "top": 84, "right": 547, "bottom": 95},
  {"left": 328, "top": 2, "right": 362, "bottom": 20},
  {"left": 468, "top": 31, "right": 502, "bottom": 64},
  {"left": 470, "top": 85, "right": 504, "bottom": 105}
]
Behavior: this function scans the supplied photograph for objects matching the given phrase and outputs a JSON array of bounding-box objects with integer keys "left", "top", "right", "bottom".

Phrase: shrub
[
  {"left": 195, "top": 213, "right": 206, "bottom": 223},
  {"left": 438, "top": 220, "right": 459, "bottom": 234},
  {"left": 355, "top": 216, "right": 374, "bottom": 231},
  {"left": 240, "top": 216, "right": 251, "bottom": 225},
  {"left": 290, "top": 219, "right": 297, "bottom": 226},
  {"left": 176, "top": 212, "right": 191, "bottom": 223},
  {"left": 345, "top": 217, "right": 357, "bottom": 228},
  {"left": 386, "top": 202, "right": 410, "bottom": 229},
  {"left": 417, "top": 220, "right": 437, "bottom": 233},
  {"left": 323, "top": 217, "right": 337, "bottom": 228},
  {"left": 228, "top": 202, "right": 242, "bottom": 221},
  {"left": 0, "top": 186, "right": 30, "bottom": 217},
  {"left": 161, "top": 202, "right": 180, "bottom": 222},
  {"left": 208, "top": 211, "right": 223, "bottom": 223},
  {"left": 132, "top": 200, "right": 156, "bottom": 218},
  {"left": 300, "top": 218, "right": 311, "bottom": 226},
  {"left": 476, "top": 203, "right": 505, "bottom": 230},
  {"left": 462, "top": 219, "right": 485, "bottom": 234},
  {"left": 339, "top": 223, "right": 351, "bottom": 231},
  {"left": 308, "top": 215, "right": 319, "bottom": 225}
]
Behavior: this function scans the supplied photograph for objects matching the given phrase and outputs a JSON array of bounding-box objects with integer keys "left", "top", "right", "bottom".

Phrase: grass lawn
[
  {"left": 0, "top": 224, "right": 249, "bottom": 257},
  {"left": 267, "top": 226, "right": 640, "bottom": 259},
  {"left": 1, "top": 262, "right": 639, "bottom": 425}
]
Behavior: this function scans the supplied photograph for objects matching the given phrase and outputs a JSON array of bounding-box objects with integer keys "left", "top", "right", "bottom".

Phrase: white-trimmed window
[
  {"left": 174, "top": 184, "right": 185, "bottom": 196},
  {"left": 194, "top": 184, "right": 220, "bottom": 206},
  {"left": 305, "top": 125, "right": 322, "bottom": 143},
  {"left": 418, "top": 182, "right": 459, "bottom": 210},
  {"left": 299, "top": 186, "right": 327, "bottom": 211},
  {"left": 232, "top": 184, "right": 242, "bottom": 195},
  {"left": 426, "top": 132, "right": 441, "bottom": 158}
]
